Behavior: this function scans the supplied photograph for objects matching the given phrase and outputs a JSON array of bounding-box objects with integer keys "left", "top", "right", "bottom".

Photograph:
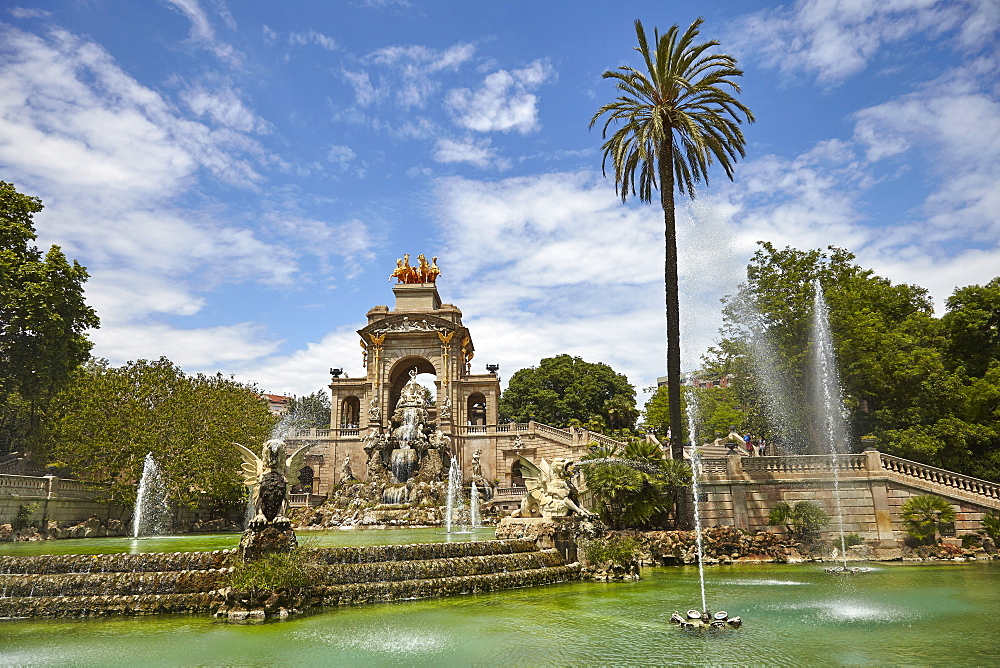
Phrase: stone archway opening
[
  {"left": 467, "top": 392, "right": 487, "bottom": 426},
  {"left": 388, "top": 357, "right": 437, "bottom": 414},
  {"left": 340, "top": 396, "right": 361, "bottom": 428}
]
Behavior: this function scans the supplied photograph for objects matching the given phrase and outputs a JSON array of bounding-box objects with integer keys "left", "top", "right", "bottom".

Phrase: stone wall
[
  {"left": 696, "top": 450, "right": 1000, "bottom": 545},
  {"left": 0, "top": 474, "right": 229, "bottom": 536}
]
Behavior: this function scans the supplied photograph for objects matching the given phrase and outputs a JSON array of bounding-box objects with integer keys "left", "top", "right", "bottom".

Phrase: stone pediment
[{"left": 360, "top": 315, "right": 461, "bottom": 339}]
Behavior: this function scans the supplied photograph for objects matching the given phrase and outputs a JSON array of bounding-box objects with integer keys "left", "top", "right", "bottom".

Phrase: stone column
[
  {"left": 726, "top": 453, "right": 749, "bottom": 530},
  {"left": 864, "top": 449, "right": 896, "bottom": 545}
]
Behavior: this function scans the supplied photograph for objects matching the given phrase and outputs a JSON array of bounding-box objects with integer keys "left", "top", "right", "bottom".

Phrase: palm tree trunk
[{"left": 658, "top": 137, "right": 683, "bottom": 459}]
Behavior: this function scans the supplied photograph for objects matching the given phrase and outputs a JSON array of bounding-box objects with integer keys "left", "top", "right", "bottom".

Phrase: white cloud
[
  {"left": 327, "top": 144, "right": 356, "bottom": 168},
  {"left": 288, "top": 30, "right": 338, "bottom": 51},
  {"left": 343, "top": 43, "right": 475, "bottom": 110},
  {"left": 230, "top": 329, "right": 367, "bottom": 396},
  {"left": 181, "top": 84, "right": 269, "bottom": 133},
  {"left": 732, "top": 0, "right": 998, "bottom": 85},
  {"left": 0, "top": 24, "right": 309, "bottom": 367},
  {"left": 162, "top": 0, "right": 241, "bottom": 65},
  {"left": 93, "top": 322, "right": 280, "bottom": 369},
  {"left": 8, "top": 7, "right": 51, "bottom": 18},
  {"left": 433, "top": 136, "right": 507, "bottom": 169},
  {"left": 445, "top": 59, "right": 552, "bottom": 134}
]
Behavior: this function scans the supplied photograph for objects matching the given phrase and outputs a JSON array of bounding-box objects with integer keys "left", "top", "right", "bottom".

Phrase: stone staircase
[{"left": 0, "top": 539, "right": 578, "bottom": 618}]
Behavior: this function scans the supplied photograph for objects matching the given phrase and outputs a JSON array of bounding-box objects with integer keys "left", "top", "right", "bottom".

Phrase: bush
[
  {"left": 982, "top": 513, "right": 1000, "bottom": 542},
  {"left": 582, "top": 535, "right": 641, "bottom": 566},
  {"left": 900, "top": 495, "right": 956, "bottom": 545},
  {"left": 226, "top": 548, "right": 322, "bottom": 593},
  {"left": 844, "top": 533, "right": 864, "bottom": 547},
  {"left": 960, "top": 533, "right": 982, "bottom": 548},
  {"left": 766, "top": 501, "right": 829, "bottom": 541}
]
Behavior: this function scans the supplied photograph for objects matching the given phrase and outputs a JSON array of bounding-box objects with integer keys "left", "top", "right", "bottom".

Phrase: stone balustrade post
[
  {"left": 864, "top": 448, "right": 882, "bottom": 473},
  {"left": 725, "top": 452, "right": 744, "bottom": 478},
  {"left": 45, "top": 475, "right": 57, "bottom": 499}
]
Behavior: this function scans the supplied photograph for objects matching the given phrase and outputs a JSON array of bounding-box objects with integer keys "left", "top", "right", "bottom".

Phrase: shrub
[
  {"left": 766, "top": 501, "right": 829, "bottom": 541},
  {"left": 982, "top": 513, "right": 1000, "bottom": 542},
  {"left": 582, "top": 535, "right": 641, "bottom": 566},
  {"left": 844, "top": 533, "right": 864, "bottom": 547},
  {"left": 960, "top": 533, "right": 982, "bottom": 548},
  {"left": 900, "top": 495, "right": 956, "bottom": 545},
  {"left": 226, "top": 548, "right": 322, "bottom": 593}
]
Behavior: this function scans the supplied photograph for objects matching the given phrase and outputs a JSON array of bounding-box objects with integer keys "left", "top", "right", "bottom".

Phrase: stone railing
[
  {"left": 880, "top": 454, "right": 1000, "bottom": 502},
  {"left": 496, "top": 423, "right": 532, "bottom": 433},
  {"left": 288, "top": 493, "right": 327, "bottom": 508},
  {"left": 532, "top": 422, "right": 574, "bottom": 444},
  {"left": 0, "top": 475, "right": 99, "bottom": 500},
  {"left": 494, "top": 486, "right": 527, "bottom": 499},
  {"left": 741, "top": 454, "right": 867, "bottom": 475},
  {"left": 698, "top": 459, "right": 728, "bottom": 475}
]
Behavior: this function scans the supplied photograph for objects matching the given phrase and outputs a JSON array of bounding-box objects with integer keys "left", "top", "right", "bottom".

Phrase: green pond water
[{"left": 2, "top": 532, "right": 999, "bottom": 666}]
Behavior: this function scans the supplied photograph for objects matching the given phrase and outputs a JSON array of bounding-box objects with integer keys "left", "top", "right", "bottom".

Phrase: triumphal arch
[{"left": 292, "top": 255, "right": 619, "bottom": 502}]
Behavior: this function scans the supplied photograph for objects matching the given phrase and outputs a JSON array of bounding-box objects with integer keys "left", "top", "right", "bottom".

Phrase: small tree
[
  {"left": 581, "top": 440, "right": 690, "bottom": 529},
  {"left": 767, "top": 500, "right": 829, "bottom": 541},
  {"left": 981, "top": 513, "right": 1000, "bottom": 542},
  {"left": 900, "top": 495, "right": 956, "bottom": 544}
]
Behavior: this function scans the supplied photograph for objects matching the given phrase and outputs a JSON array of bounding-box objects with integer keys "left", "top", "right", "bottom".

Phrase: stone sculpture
[
  {"left": 342, "top": 455, "right": 355, "bottom": 482},
  {"left": 439, "top": 394, "right": 452, "bottom": 420},
  {"left": 511, "top": 456, "right": 592, "bottom": 519},
  {"left": 233, "top": 439, "right": 316, "bottom": 528},
  {"left": 472, "top": 448, "right": 483, "bottom": 478},
  {"left": 369, "top": 396, "right": 381, "bottom": 422}
]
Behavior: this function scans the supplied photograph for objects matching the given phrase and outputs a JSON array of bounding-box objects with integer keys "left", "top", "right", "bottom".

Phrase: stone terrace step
[{"left": 0, "top": 539, "right": 578, "bottom": 618}]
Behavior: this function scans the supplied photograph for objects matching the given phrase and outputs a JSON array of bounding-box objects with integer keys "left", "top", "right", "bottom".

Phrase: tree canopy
[
  {"left": 48, "top": 357, "right": 275, "bottom": 508},
  {"left": 284, "top": 390, "right": 332, "bottom": 430},
  {"left": 499, "top": 354, "right": 638, "bottom": 432},
  {"left": 705, "top": 242, "right": 1000, "bottom": 481},
  {"left": 0, "top": 182, "right": 99, "bottom": 456}
]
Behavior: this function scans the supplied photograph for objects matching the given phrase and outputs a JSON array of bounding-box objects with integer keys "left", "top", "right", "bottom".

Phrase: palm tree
[
  {"left": 900, "top": 495, "right": 956, "bottom": 544},
  {"left": 591, "top": 18, "right": 753, "bottom": 456}
]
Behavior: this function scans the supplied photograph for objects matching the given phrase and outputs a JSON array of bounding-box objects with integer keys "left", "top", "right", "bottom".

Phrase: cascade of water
[
  {"left": 687, "top": 394, "right": 708, "bottom": 613},
  {"left": 132, "top": 453, "right": 169, "bottom": 538},
  {"left": 812, "top": 279, "right": 850, "bottom": 570},
  {"left": 445, "top": 457, "right": 465, "bottom": 533},
  {"left": 734, "top": 301, "right": 805, "bottom": 453},
  {"left": 470, "top": 481, "right": 481, "bottom": 529}
]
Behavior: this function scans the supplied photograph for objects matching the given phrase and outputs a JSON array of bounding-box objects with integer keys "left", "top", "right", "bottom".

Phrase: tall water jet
[
  {"left": 686, "top": 394, "right": 708, "bottom": 613},
  {"left": 470, "top": 480, "right": 481, "bottom": 529},
  {"left": 445, "top": 456, "right": 465, "bottom": 533},
  {"left": 812, "top": 279, "right": 850, "bottom": 569},
  {"left": 132, "top": 453, "right": 169, "bottom": 538}
]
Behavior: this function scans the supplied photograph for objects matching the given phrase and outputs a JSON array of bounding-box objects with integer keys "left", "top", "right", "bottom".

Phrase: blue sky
[{"left": 1, "top": 0, "right": 998, "bottom": 399}]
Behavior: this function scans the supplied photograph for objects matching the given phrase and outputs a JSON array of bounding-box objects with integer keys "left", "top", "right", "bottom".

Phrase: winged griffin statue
[
  {"left": 233, "top": 439, "right": 316, "bottom": 528},
  {"left": 512, "top": 456, "right": 592, "bottom": 519}
]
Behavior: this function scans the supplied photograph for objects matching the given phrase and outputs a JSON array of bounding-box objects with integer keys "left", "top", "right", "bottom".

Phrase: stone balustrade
[{"left": 879, "top": 454, "right": 1000, "bottom": 503}]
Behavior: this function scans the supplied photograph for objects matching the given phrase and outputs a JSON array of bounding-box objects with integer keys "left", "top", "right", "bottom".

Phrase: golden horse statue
[{"left": 389, "top": 254, "right": 440, "bottom": 284}]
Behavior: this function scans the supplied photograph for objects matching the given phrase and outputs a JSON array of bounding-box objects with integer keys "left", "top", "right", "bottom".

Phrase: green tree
[
  {"left": 941, "top": 278, "right": 1000, "bottom": 378},
  {"left": 0, "top": 182, "right": 99, "bottom": 455},
  {"left": 581, "top": 440, "right": 690, "bottom": 530},
  {"left": 48, "top": 357, "right": 275, "bottom": 508},
  {"left": 285, "top": 390, "right": 332, "bottom": 429},
  {"left": 591, "top": 18, "right": 753, "bottom": 456},
  {"left": 712, "top": 243, "right": 939, "bottom": 452},
  {"left": 642, "top": 385, "right": 747, "bottom": 444},
  {"left": 499, "top": 354, "right": 637, "bottom": 431},
  {"left": 900, "top": 495, "right": 956, "bottom": 545}
]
